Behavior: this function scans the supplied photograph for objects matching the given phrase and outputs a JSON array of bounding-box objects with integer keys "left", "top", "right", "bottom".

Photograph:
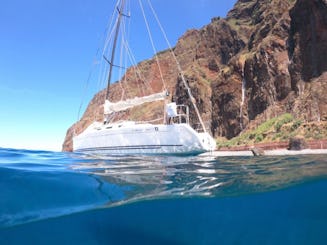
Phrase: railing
[
  {"left": 169, "top": 105, "right": 212, "bottom": 135},
  {"left": 169, "top": 104, "right": 189, "bottom": 124}
]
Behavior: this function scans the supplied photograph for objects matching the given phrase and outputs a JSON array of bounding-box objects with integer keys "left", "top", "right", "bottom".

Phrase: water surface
[{"left": 0, "top": 148, "right": 326, "bottom": 244}]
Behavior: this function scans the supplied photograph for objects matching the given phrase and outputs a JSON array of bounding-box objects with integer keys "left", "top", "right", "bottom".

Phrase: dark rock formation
[
  {"left": 288, "top": 0, "right": 327, "bottom": 121},
  {"left": 288, "top": 137, "right": 308, "bottom": 150},
  {"left": 289, "top": 0, "right": 327, "bottom": 83},
  {"left": 63, "top": 0, "right": 327, "bottom": 151}
]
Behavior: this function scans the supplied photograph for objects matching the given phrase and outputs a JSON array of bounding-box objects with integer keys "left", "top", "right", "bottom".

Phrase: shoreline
[
  {"left": 202, "top": 148, "right": 327, "bottom": 157},
  {"left": 202, "top": 139, "right": 327, "bottom": 157}
]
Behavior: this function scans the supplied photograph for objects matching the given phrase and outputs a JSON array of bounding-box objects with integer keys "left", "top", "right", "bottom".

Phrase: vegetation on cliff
[{"left": 217, "top": 114, "right": 327, "bottom": 148}]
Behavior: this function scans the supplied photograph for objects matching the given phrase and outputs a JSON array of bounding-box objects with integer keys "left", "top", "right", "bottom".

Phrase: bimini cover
[{"left": 166, "top": 102, "right": 178, "bottom": 117}]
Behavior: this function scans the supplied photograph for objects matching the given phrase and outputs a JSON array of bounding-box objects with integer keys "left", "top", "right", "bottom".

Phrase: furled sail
[{"left": 104, "top": 90, "right": 167, "bottom": 114}]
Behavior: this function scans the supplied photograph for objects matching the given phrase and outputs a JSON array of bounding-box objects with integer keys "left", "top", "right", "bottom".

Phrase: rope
[
  {"left": 147, "top": 0, "right": 207, "bottom": 133},
  {"left": 119, "top": 17, "right": 127, "bottom": 100},
  {"left": 138, "top": 0, "right": 167, "bottom": 91},
  {"left": 77, "top": 1, "right": 120, "bottom": 122},
  {"left": 124, "top": 40, "right": 154, "bottom": 95}
]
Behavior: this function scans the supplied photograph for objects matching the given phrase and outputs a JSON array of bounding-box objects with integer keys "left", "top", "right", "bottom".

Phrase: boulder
[{"left": 288, "top": 137, "right": 308, "bottom": 150}]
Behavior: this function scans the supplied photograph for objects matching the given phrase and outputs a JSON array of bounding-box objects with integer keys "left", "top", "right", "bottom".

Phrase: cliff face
[
  {"left": 212, "top": 0, "right": 295, "bottom": 138},
  {"left": 289, "top": 0, "right": 327, "bottom": 122},
  {"left": 63, "top": 0, "right": 327, "bottom": 151}
]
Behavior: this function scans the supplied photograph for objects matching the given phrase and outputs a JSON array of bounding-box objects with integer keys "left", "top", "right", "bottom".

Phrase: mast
[{"left": 105, "top": 0, "right": 126, "bottom": 101}]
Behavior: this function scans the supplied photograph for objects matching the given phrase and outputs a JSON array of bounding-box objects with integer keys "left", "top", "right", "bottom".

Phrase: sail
[{"left": 104, "top": 90, "right": 167, "bottom": 114}]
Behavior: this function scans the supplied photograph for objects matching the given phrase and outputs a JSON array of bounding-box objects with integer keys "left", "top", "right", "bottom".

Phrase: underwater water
[{"left": 0, "top": 148, "right": 327, "bottom": 244}]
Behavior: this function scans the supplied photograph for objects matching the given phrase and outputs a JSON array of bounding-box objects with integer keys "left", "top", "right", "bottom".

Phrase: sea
[{"left": 0, "top": 147, "right": 326, "bottom": 244}]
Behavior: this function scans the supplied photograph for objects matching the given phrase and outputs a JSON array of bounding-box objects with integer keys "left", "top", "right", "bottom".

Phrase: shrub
[
  {"left": 255, "top": 134, "right": 264, "bottom": 143},
  {"left": 291, "top": 119, "right": 302, "bottom": 131},
  {"left": 275, "top": 113, "right": 294, "bottom": 132}
]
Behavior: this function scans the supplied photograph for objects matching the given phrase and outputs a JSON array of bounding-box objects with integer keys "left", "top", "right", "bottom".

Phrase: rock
[
  {"left": 288, "top": 137, "right": 308, "bottom": 150},
  {"left": 289, "top": 0, "right": 327, "bottom": 83},
  {"left": 288, "top": 0, "right": 327, "bottom": 121},
  {"left": 251, "top": 147, "right": 265, "bottom": 156}
]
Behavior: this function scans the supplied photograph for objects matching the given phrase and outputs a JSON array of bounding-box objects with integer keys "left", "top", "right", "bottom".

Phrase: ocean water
[{"left": 0, "top": 148, "right": 326, "bottom": 244}]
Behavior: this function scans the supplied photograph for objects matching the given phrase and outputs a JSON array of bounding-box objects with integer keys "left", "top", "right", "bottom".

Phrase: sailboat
[{"left": 73, "top": 0, "right": 216, "bottom": 155}]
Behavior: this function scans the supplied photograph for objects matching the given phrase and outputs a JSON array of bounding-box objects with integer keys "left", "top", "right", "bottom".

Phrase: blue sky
[{"left": 0, "top": 0, "right": 236, "bottom": 151}]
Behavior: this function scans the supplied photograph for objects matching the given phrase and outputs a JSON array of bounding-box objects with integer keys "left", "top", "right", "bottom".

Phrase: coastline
[
  {"left": 203, "top": 149, "right": 327, "bottom": 157},
  {"left": 202, "top": 139, "right": 327, "bottom": 157}
]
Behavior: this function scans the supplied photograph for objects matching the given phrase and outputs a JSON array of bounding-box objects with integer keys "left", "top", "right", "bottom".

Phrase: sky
[{"left": 0, "top": 0, "right": 236, "bottom": 151}]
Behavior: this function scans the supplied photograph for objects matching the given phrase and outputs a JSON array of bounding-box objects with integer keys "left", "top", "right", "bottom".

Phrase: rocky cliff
[{"left": 63, "top": 0, "right": 327, "bottom": 151}]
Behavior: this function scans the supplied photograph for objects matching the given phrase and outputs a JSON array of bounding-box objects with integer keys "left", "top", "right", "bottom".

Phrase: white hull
[{"left": 73, "top": 122, "right": 216, "bottom": 156}]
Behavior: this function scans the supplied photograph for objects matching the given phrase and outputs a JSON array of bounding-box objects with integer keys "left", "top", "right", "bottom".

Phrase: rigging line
[
  {"left": 121, "top": 37, "right": 155, "bottom": 97},
  {"left": 119, "top": 32, "right": 134, "bottom": 98},
  {"left": 120, "top": 17, "right": 128, "bottom": 81},
  {"left": 99, "top": 3, "right": 121, "bottom": 90},
  {"left": 119, "top": 18, "right": 126, "bottom": 100},
  {"left": 93, "top": 9, "right": 120, "bottom": 102},
  {"left": 103, "top": 15, "right": 118, "bottom": 57},
  {"left": 77, "top": 60, "right": 97, "bottom": 122},
  {"left": 118, "top": 2, "right": 154, "bottom": 98},
  {"left": 105, "top": 0, "right": 126, "bottom": 101},
  {"left": 138, "top": 0, "right": 167, "bottom": 91},
  {"left": 125, "top": 41, "right": 153, "bottom": 92},
  {"left": 126, "top": 45, "right": 153, "bottom": 97},
  {"left": 76, "top": 1, "right": 120, "bottom": 122},
  {"left": 147, "top": 0, "right": 207, "bottom": 133},
  {"left": 120, "top": 15, "right": 148, "bottom": 100},
  {"left": 121, "top": 13, "right": 135, "bottom": 99}
]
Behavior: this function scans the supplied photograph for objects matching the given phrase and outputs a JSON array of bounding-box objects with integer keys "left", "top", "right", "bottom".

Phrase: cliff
[{"left": 63, "top": 0, "right": 327, "bottom": 151}]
